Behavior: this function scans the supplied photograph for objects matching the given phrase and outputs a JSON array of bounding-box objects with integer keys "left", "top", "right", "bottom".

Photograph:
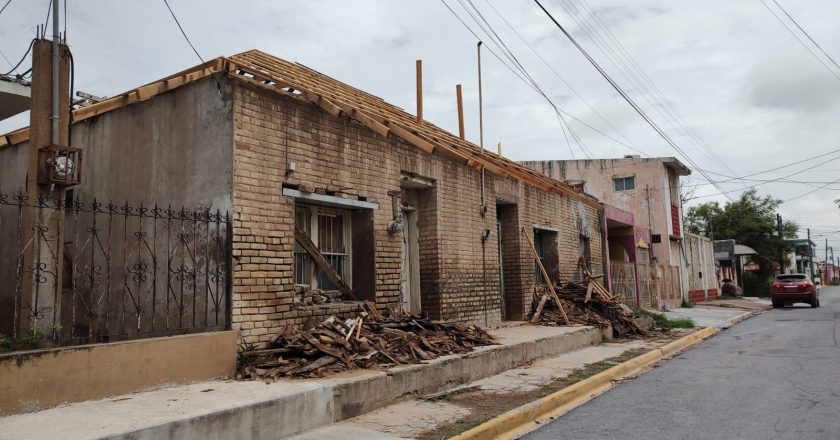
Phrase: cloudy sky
[{"left": 2, "top": 0, "right": 840, "bottom": 254}]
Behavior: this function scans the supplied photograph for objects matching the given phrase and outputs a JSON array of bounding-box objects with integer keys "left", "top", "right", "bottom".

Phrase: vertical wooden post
[
  {"left": 497, "top": 142, "right": 502, "bottom": 157},
  {"left": 24, "top": 39, "right": 71, "bottom": 338},
  {"left": 415, "top": 59, "right": 423, "bottom": 124},
  {"left": 456, "top": 84, "right": 465, "bottom": 140}
]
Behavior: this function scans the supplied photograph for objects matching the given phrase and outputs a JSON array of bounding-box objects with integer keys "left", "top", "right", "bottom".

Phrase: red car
[{"left": 771, "top": 274, "right": 820, "bottom": 308}]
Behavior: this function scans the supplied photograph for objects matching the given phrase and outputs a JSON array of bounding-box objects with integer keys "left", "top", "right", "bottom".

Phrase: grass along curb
[{"left": 449, "top": 326, "right": 719, "bottom": 440}]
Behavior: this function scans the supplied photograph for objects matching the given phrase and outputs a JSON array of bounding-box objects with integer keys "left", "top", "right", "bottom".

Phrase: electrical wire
[
  {"left": 2, "top": 38, "right": 34, "bottom": 76},
  {"left": 533, "top": 0, "right": 735, "bottom": 202},
  {"left": 0, "top": 0, "right": 12, "bottom": 17},
  {"left": 161, "top": 0, "right": 221, "bottom": 93},
  {"left": 481, "top": 0, "right": 649, "bottom": 157},
  {"left": 758, "top": 0, "right": 840, "bottom": 82},
  {"left": 770, "top": 0, "right": 840, "bottom": 73},
  {"left": 783, "top": 175, "right": 840, "bottom": 204},
  {"left": 569, "top": 0, "right": 743, "bottom": 184},
  {"left": 438, "top": 0, "right": 645, "bottom": 156}
]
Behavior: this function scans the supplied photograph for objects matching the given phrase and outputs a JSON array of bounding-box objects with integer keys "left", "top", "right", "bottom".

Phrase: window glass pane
[
  {"left": 625, "top": 177, "right": 635, "bottom": 190},
  {"left": 614, "top": 178, "right": 623, "bottom": 191}
]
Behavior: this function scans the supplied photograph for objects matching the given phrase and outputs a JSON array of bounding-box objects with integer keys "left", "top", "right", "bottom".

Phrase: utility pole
[
  {"left": 22, "top": 0, "right": 71, "bottom": 339},
  {"left": 807, "top": 228, "right": 814, "bottom": 279},
  {"left": 826, "top": 238, "right": 829, "bottom": 282},
  {"left": 777, "top": 213, "right": 784, "bottom": 273}
]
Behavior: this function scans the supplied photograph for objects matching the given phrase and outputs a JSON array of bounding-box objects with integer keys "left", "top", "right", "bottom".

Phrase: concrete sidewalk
[
  {"left": 663, "top": 298, "right": 769, "bottom": 329},
  {"left": 0, "top": 324, "right": 607, "bottom": 440}
]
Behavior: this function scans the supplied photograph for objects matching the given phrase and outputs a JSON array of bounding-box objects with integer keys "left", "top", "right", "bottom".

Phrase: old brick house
[{"left": 0, "top": 50, "right": 603, "bottom": 347}]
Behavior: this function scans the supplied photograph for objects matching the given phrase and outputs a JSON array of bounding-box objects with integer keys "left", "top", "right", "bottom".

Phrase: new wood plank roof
[{"left": 1, "top": 50, "right": 598, "bottom": 207}]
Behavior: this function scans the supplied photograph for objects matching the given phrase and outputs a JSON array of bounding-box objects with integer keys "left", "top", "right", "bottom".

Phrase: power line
[
  {"left": 161, "top": 0, "right": 220, "bottom": 93},
  {"left": 758, "top": 0, "right": 840, "bottom": 82},
  {"left": 567, "top": 0, "right": 744, "bottom": 186},
  {"left": 0, "top": 0, "right": 12, "bottom": 17},
  {"left": 783, "top": 175, "right": 840, "bottom": 204},
  {"left": 533, "top": 0, "right": 735, "bottom": 202},
  {"left": 769, "top": 0, "right": 840, "bottom": 73},
  {"left": 481, "top": 0, "right": 648, "bottom": 157}
]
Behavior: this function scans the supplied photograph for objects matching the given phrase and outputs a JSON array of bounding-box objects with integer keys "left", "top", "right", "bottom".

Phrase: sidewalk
[
  {"left": 663, "top": 297, "right": 770, "bottom": 329},
  {"left": 0, "top": 324, "right": 605, "bottom": 440}
]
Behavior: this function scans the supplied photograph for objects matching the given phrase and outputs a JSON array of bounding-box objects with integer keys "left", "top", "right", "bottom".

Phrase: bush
[{"left": 743, "top": 271, "right": 773, "bottom": 297}]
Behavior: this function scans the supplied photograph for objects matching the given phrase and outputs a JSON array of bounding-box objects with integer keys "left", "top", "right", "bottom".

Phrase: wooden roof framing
[{"left": 0, "top": 50, "right": 599, "bottom": 208}]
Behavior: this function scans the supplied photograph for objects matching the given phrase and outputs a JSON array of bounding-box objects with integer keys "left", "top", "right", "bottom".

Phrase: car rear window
[{"left": 776, "top": 275, "right": 807, "bottom": 281}]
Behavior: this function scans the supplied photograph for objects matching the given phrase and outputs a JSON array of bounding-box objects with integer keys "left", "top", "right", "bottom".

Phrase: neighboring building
[
  {"left": 522, "top": 156, "right": 696, "bottom": 308},
  {"left": 784, "top": 239, "right": 817, "bottom": 276},
  {"left": 818, "top": 262, "right": 838, "bottom": 285},
  {"left": 0, "top": 50, "right": 603, "bottom": 347},
  {"left": 713, "top": 239, "right": 758, "bottom": 289}
]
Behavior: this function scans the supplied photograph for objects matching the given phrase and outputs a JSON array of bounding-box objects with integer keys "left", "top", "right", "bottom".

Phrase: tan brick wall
[{"left": 230, "top": 80, "right": 602, "bottom": 345}]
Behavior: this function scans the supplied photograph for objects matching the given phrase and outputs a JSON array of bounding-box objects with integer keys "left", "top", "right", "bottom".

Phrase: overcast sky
[{"left": 2, "top": 0, "right": 840, "bottom": 253}]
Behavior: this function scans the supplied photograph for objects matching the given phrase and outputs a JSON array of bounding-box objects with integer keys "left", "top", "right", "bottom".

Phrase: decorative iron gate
[{"left": 0, "top": 190, "right": 232, "bottom": 346}]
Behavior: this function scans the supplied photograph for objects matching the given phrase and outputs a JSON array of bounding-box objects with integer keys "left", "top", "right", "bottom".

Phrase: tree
[{"left": 684, "top": 189, "right": 798, "bottom": 277}]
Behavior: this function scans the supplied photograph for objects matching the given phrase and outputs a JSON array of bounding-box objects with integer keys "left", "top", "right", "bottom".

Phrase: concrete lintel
[
  {"left": 532, "top": 224, "right": 559, "bottom": 232},
  {"left": 283, "top": 188, "right": 379, "bottom": 210},
  {"left": 0, "top": 78, "right": 31, "bottom": 121}
]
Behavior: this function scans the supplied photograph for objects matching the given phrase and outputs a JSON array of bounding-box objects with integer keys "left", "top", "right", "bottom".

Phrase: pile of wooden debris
[
  {"left": 239, "top": 302, "right": 495, "bottom": 380},
  {"left": 528, "top": 254, "right": 646, "bottom": 337}
]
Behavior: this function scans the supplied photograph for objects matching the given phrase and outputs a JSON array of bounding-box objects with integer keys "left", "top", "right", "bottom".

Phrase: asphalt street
[{"left": 524, "top": 287, "right": 840, "bottom": 440}]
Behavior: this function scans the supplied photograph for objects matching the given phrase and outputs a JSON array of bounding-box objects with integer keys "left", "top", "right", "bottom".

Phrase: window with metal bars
[{"left": 294, "top": 204, "right": 351, "bottom": 289}]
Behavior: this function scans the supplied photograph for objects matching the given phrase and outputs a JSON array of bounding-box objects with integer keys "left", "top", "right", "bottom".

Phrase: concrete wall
[
  {"left": 230, "top": 81, "right": 603, "bottom": 346},
  {"left": 684, "top": 233, "right": 717, "bottom": 303},
  {"left": 0, "top": 331, "right": 236, "bottom": 415},
  {"left": 69, "top": 77, "right": 234, "bottom": 210}
]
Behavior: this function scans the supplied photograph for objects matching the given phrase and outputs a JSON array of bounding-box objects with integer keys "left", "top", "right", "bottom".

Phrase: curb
[
  {"left": 725, "top": 309, "right": 762, "bottom": 326},
  {"left": 449, "top": 326, "right": 719, "bottom": 440}
]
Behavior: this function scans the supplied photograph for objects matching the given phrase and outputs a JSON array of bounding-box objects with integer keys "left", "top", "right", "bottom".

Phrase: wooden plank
[
  {"left": 294, "top": 226, "right": 356, "bottom": 300},
  {"left": 530, "top": 294, "right": 549, "bottom": 323},
  {"left": 584, "top": 282, "right": 594, "bottom": 304},
  {"left": 521, "top": 227, "right": 570, "bottom": 325}
]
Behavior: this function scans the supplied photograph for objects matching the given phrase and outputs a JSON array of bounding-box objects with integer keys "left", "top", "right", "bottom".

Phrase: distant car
[{"left": 771, "top": 274, "right": 820, "bottom": 308}]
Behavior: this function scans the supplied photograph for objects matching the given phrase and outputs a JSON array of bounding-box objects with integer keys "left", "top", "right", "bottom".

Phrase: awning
[{"left": 733, "top": 244, "right": 758, "bottom": 256}]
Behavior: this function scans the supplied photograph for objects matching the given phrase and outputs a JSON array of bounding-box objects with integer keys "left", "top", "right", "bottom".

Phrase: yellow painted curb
[{"left": 449, "top": 326, "right": 719, "bottom": 440}]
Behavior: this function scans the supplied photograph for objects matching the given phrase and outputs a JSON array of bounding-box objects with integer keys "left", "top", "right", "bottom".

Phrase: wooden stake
[
  {"left": 530, "top": 294, "right": 549, "bottom": 323},
  {"left": 522, "top": 227, "right": 570, "bottom": 325},
  {"left": 456, "top": 84, "right": 465, "bottom": 140},
  {"left": 416, "top": 59, "right": 423, "bottom": 124},
  {"left": 497, "top": 142, "right": 502, "bottom": 157}
]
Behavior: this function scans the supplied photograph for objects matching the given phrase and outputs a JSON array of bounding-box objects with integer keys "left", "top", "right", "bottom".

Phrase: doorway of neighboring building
[{"left": 496, "top": 202, "right": 519, "bottom": 320}]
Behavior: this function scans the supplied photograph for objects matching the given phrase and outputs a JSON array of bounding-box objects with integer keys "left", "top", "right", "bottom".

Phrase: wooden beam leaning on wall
[
  {"left": 521, "top": 227, "right": 570, "bottom": 325},
  {"left": 294, "top": 226, "right": 357, "bottom": 300}
]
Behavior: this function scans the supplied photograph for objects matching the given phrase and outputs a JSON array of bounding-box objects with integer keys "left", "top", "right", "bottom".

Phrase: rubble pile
[
  {"left": 239, "top": 302, "right": 495, "bottom": 379},
  {"left": 530, "top": 280, "right": 645, "bottom": 337}
]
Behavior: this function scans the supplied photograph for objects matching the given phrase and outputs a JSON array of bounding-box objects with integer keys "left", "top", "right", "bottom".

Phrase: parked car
[{"left": 771, "top": 274, "right": 820, "bottom": 308}]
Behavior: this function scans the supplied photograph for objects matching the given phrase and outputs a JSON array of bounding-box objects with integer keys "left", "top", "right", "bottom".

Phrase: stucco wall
[{"left": 521, "top": 158, "right": 681, "bottom": 267}]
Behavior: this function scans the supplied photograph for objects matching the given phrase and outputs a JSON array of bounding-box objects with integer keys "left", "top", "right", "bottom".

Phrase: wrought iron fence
[{"left": 0, "top": 189, "right": 231, "bottom": 346}]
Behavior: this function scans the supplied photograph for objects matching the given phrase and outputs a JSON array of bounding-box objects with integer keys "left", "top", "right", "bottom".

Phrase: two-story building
[{"left": 521, "top": 155, "right": 715, "bottom": 308}]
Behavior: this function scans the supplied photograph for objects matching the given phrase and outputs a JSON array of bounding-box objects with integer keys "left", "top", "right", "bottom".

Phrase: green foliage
[
  {"left": 0, "top": 327, "right": 47, "bottom": 354},
  {"left": 680, "top": 299, "right": 694, "bottom": 308},
  {"left": 635, "top": 309, "right": 695, "bottom": 329},
  {"left": 743, "top": 271, "right": 773, "bottom": 297},
  {"left": 685, "top": 189, "right": 798, "bottom": 276}
]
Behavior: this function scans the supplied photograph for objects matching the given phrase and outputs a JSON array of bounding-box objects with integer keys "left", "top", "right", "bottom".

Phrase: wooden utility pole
[
  {"left": 808, "top": 228, "right": 814, "bottom": 279},
  {"left": 777, "top": 213, "right": 784, "bottom": 273},
  {"left": 23, "top": 2, "right": 71, "bottom": 338}
]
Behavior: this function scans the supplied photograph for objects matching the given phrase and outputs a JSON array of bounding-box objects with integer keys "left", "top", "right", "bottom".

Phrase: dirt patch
[{"left": 418, "top": 347, "right": 649, "bottom": 440}]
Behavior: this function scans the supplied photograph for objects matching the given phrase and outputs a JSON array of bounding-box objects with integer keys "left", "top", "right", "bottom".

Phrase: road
[{"left": 524, "top": 287, "right": 840, "bottom": 440}]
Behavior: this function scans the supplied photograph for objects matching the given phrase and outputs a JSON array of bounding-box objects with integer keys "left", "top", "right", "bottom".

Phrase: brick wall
[{"left": 230, "top": 80, "right": 602, "bottom": 345}]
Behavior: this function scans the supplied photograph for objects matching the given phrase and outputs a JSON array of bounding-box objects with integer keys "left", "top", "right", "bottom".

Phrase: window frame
[
  {"left": 293, "top": 204, "right": 353, "bottom": 290},
  {"left": 613, "top": 176, "right": 635, "bottom": 192}
]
